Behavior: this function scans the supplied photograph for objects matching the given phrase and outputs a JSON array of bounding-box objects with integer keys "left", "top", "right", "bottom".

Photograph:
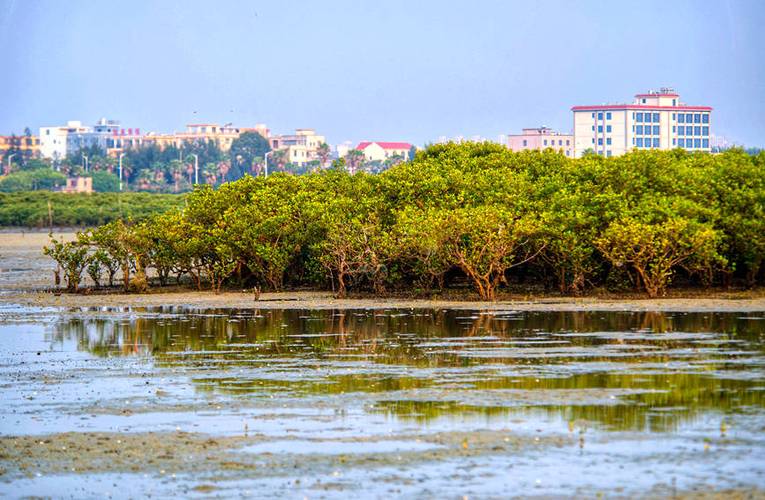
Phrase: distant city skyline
[{"left": 1, "top": 0, "right": 764, "bottom": 147}]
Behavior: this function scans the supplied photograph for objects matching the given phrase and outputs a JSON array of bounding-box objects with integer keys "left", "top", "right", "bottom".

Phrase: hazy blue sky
[{"left": 1, "top": 0, "right": 763, "bottom": 146}]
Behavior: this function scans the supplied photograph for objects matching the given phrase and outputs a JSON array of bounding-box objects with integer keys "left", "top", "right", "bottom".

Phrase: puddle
[{"left": 1, "top": 306, "right": 764, "bottom": 496}]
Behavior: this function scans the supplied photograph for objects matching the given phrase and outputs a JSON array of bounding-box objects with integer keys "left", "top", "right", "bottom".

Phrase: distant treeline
[
  {"left": 0, "top": 192, "right": 184, "bottom": 227},
  {"left": 44, "top": 145, "right": 765, "bottom": 299}
]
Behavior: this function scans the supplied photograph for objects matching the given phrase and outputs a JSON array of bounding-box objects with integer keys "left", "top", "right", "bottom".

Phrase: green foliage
[
  {"left": 0, "top": 169, "right": 66, "bottom": 192},
  {"left": 0, "top": 192, "right": 184, "bottom": 227},
  {"left": 89, "top": 171, "right": 121, "bottom": 192},
  {"left": 41, "top": 146, "right": 765, "bottom": 298}
]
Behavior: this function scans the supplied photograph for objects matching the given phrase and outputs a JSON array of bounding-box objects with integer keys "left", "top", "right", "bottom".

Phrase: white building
[
  {"left": 572, "top": 88, "right": 712, "bottom": 158},
  {"left": 355, "top": 141, "right": 413, "bottom": 162},
  {"left": 66, "top": 118, "right": 122, "bottom": 154},
  {"left": 39, "top": 121, "right": 90, "bottom": 160},
  {"left": 269, "top": 128, "right": 326, "bottom": 167}
]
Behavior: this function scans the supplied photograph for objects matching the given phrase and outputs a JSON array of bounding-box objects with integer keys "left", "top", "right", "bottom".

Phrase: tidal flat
[{"left": 1, "top": 306, "right": 765, "bottom": 497}]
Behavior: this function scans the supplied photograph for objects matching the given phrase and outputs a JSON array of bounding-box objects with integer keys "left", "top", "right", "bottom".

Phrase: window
[
  {"left": 672, "top": 113, "right": 676, "bottom": 120},
  {"left": 592, "top": 125, "right": 595, "bottom": 131},
  {"left": 592, "top": 112, "right": 595, "bottom": 118},
  {"left": 653, "top": 125, "right": 660, "bottom": 135},
  {"left": 597, "top": 125, "right": 603, "bottom": 133},
  {"left": 643, "top": 113, "right": 650, "bottom": 123},
  {"left": 636, "top": 138, "right": 644, "bottom": 147},
  {"left": 678, "top": 138, "right": 685, "bottom": 147},
  {"left": 702, "top": 114, "right": 709, "bottom": 124},
  {"left": 636, "top": 112, "right": 643, "bottom": 122},
  {"left": 607, "top": 150, "right": 612, "bottom": 157},
  {"left": 606, "top": 112, "right": 612, "bottom": 120},
  {"left": 701, "top": 126, "right": 708, "bottom": 135},
  {"left": 606, "top": 138, "right": 612, "bottom": 145},
  {"left": 652, "top": 113, "right": 660, "bottom": 122},
  {"left": 694, "top": 114, "right": 701, "bottom": 123},
  {"left": 543, "top": 139, "right": 547, "bottom": 146},
  {"left": 522, "top": 139, "right": 527, "bottom": 146},
  {"left": 702, "top": 138, "right": 709, "bottom": 148},
  {"left": 636, "top": 125, "right": 643, "bottom": 135},
  {"left": 672, "top": 138, "right": 676, "bottom": 146},
  {"left": 606, "top": 125, "right": 612, "bottom": 133},
  {"left": 592, "top": 138, "right": 595, "bottom": 144},
  {"left": 597, "top": 138, "right": 603, "bottom": 145},
  {"left": 672, "top": 126, "right": 676, "bottom": 133},
  {"left": 642, "top": 98, "right": 646, "bottom": 103},
  {"left": 597, "top": 112, "right": 602, "bottom": 120},
  {"left": 558, "top": 140, "right": 562, "bottom": 146},
  {"left": 672, "top": 99, "right": 677, "bottom": 106},
  {"left": 566, "top": 140, "right": 570, "bottom": 146},
  {"left": 653, "top": 138, "right": 660, "bottom": 147},
  {"left": 694, "top": 126, "right": 701, "bottom": 136},
  {"left": 678, "top": 114, "right": 685, "bottom": 123},
  {"left": 694, "top": 139, "right": 701, "bottom": 148},
  {"left": 685, "top": 113, "right": 692, "bottom": 122}
]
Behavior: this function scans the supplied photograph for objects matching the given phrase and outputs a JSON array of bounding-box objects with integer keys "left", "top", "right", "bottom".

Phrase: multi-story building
[
  {"left": 355, "top": 141, "right": 413, "bottom": 162},
  {"left": 66, "top": 119, "right": 123, "bottom": 155},
  {"left": 270, "top": 129, "right": 326, "bottom": 166},
  {"left": 572, "top": 88, "right": 712, "bottom": 158},
  {"left": 507, "top": 127, "right": 573, "bottom": 156},
  {"left": 39, "top": 121, "right": 90, "bottom": 160},
  {"left": 1, "top": 134, "right": 40, "bottom": 162}
]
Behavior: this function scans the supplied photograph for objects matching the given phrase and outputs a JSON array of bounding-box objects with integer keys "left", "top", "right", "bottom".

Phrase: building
[
  {"left": 60, "top": 176, "right": 93, "bottom": 194},
  {"left": 507, "top": 127, "right": 573, "bottom": 156},
  {"left": 355, "top": 141, "right": 413, "bottom": 163},
  {"left": 0, "top": 134, "right": 41, "bottom": 161},
  {"left": 39, "top": 121, "right": 90, "bottom": 160},
  {"left": 572, "top": 88, "right": 712, "bottom": 158},
  {"left": 270, "top": 129, "right": 326, "bottom": 166}
]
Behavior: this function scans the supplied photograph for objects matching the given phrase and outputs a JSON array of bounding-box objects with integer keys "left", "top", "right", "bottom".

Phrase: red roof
[
  {"left": 356, "top": 141, "right": 412, "bottom": 150},
  {"left": 571, "top": 104, "right": 712, "bottom": 111}
]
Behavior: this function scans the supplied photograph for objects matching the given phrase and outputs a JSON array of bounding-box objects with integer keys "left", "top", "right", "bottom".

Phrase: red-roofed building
[
  {"left": 572, "top": 88, "right": 712, "bottom": 157},
  {"left": 355, "top": 141, "right": 413, "bottom": 162}
]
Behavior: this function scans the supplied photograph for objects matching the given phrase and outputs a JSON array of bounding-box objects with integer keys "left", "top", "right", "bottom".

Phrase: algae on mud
[{"left": 1, "top": 306, "right": 765, "bottom": 497}]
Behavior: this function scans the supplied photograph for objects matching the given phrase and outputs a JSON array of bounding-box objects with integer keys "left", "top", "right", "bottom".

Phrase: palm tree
[
  {"left": 317, "top": 142, "right": 331, "bottom": 168},
  {"left": 272, "top": 149, "right": 288, "bottom": 171},
  {"left": 344, "top": 149, "right": 366, "bottom": 174}
]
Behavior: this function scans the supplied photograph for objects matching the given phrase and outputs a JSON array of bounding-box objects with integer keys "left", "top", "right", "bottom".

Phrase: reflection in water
[{"left": 50, "top": 308, "right": 765, "bottom": 433}]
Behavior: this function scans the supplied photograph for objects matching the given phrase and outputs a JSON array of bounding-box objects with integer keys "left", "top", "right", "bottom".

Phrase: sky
[{"left": 1, "top": 0, "right": 764, "bottom": 147}]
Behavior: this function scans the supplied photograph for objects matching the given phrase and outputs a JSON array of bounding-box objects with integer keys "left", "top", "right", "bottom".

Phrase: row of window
[
  {"left": 635, "top": 138, "right": 661, "bottom": 148},
  {"left": 592, "top": 125, "right": 613, "bottom": 133},
  {"left": 635, "top": 125, "right": 660, "bottom": 135},
  {"left": 591, "top": 112, "right": 613, "bottom": 121},
  {"left": 522, "top": 139, "right": 571, "bottom": 147},
  {"left": 593, "top": 138, "right": 613, "bottom": 146},
  {"left": 677, "top": 113, "right": 708, "bottom": 124},
  {"left": 634, "top": 112, "right": 661, "bottom": 123},
  {"left": 676, "top": 126, "right": 709, "bottom": 136},
  {"left": 676, "top": 138, "right": 710, "bottom": 148}
]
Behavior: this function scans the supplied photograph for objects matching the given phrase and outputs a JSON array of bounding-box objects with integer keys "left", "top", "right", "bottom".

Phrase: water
[{"left": 1, "top": 307, "right": 764, "bottom": 497}]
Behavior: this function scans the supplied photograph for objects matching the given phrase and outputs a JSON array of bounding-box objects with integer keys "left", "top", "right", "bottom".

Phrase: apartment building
[
  {"left": 270, "top": 129, "right": 326, "bottom": 166},
  {"left": 572, "top": 88, "right": 712, "bottom": 158},
  {"left": 355, "top": 141, "right": 413, "bottom": 162},
  {"left": 0, "top": 134, "right": 40, "bottom": 161},
  {"left": 39, "top": 121, "right": 90, "bottom": 160},
  {"left": 507, "top": 127, "right": 573, "bottom": 156}
]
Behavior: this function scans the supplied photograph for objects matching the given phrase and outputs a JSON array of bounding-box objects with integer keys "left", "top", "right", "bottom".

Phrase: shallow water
[{"left": 1, "top": 307, "right": 764, "bottom": 497}]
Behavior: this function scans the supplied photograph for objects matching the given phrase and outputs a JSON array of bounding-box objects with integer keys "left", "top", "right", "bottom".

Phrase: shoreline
[{"left": 3, "top": 289, "right": 765, "bottom": 312}]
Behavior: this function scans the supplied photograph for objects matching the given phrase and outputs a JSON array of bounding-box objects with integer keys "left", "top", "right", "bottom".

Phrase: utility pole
[
  {"left": 119, "top": 152, "right": 126, "bottom": 191},
  {"left": 82, "top": 154, "right": 89, "bottom": 173},
  {"left": 6, "top": 153, "right": 16, "bottom": 175},
  {"left": 264, "top": 151, "right": 273, "bottom": 178},
  {"left": 190, "top": 153, "right": 199, "bottom": 184}
]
